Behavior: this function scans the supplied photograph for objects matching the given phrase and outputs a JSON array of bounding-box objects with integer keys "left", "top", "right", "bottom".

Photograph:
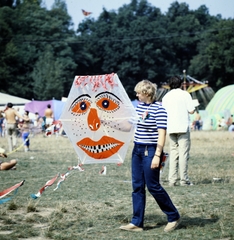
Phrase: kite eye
[
  {"left": 96, "top": 94, "right": 120, "bottom": 113},
  {"left": 71, "top": 99, "right": 91, "bottom": 115}
]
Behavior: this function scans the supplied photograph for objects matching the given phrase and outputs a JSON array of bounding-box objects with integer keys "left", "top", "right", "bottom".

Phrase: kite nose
[{"left": 87, "top": 108, "right": 101, "bottom": 131}]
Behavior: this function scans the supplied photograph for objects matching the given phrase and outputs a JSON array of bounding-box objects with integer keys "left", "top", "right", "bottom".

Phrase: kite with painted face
[{"left": 60, "top": 73, "right": 137, "bottom": 164}]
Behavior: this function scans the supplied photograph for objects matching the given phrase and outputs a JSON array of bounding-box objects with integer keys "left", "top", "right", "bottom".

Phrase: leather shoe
[{"left": 119, "top": 223, "right": 143, "bottom": 232}]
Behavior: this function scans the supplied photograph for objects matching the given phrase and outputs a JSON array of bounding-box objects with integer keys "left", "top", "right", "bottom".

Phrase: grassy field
[{"left": 0, "top": 131, "right": 234, "bottom": 240}]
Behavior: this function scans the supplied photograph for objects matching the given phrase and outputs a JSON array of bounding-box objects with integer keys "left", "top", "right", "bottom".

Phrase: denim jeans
[
  {"left": 22, "top": 132, "right": 30, "bottom": 147},
  {"left": 131, "top": 144, "right": 180, "bottom": 228},
  {"left": 168, "top": 129, "right": 191, "bottom": 185}
]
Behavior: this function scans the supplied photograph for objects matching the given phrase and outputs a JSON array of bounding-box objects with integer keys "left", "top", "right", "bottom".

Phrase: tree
[
  {"left": 189, "top": 19, "right": 234, "bottom": 90},
  {"left": 31, "top": 45, "right": 64, "bottom": 100},
  {"left": 0, "top": 0, "right": 76, "bottom": 99}
]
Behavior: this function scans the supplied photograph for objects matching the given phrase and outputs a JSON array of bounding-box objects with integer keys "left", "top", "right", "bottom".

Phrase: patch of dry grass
[{"left": 0, "top": 131, "right": 234, "bottom": 239}]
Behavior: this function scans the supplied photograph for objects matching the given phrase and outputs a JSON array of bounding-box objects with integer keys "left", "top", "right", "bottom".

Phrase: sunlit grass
[{"left": 0, "top": 131, "right": 233, "bottom": 239}]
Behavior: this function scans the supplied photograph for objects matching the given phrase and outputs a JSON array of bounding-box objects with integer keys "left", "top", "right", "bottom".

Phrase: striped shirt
[{"left": 134, "top": 101, "right": 167, "bottom": 145}]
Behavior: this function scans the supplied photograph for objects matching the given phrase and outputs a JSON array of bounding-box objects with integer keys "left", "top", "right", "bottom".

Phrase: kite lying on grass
[
  {"left": 0, "top": 180, "right": 25, "bottom": 204},
  {"left": 60, "top": 73, "right": 138, "bottom": 165}
]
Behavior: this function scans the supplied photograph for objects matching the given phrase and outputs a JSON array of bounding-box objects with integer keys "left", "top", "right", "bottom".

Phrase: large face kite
[{"left": 60, "top": 73, "right": 137, "bottom": 164}]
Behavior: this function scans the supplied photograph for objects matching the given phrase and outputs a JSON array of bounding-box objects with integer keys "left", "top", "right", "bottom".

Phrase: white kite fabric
[{"left": 60, "top": 73, "right": 138, "bottom": 164}]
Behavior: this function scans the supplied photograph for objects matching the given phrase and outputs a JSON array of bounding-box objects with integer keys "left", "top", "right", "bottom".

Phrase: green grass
[{"left": 0, "top": 131, "right": 234, "bottom": 239}]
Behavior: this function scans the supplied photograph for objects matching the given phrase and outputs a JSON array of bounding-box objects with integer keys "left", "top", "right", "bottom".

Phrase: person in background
[
  {"left": 162, "top": 76, "right": 195, "bottom": 187},
  {"left": 4, "top": 103, "right": 28, "bottom": 152},
  {"left": 44, "top": 104, "right": 54, "bottom": 129},
  {"left": 119, "top": 80, "right": 180, "bottom": 233},
  {"left": 0, "top": 111, "right": 4, "bottom": 137},
  {"left": 18, "top": 111, "right": 31, "bottom": 152},
  {"left": 194, "top": 109, "right": 201, "bottom": 130},
  {"left": 218, "top": 117, "right": 226, "bottom": 130},
  {"left": 227, "top": 114, "right": 233, "bottom": 129},
  {"left": 33, "top": 112, "right": 45, "bottom": 133},
  {"left": 33, "top": 112, "right": 40, "bottom": 127},
  {"left": 0, "top": 147, "right": 17, "bottom": 170}
]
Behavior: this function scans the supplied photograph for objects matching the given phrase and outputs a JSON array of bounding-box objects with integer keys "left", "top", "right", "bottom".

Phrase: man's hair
[
  {"left": 47, "top": 104, "right": 51, "bottom": 108},
  {"left": 168, "top": 76, "right": 183, "bottom": 89},
  {"left": 7, "top": 102, "right": 13, "bottom": 108}
]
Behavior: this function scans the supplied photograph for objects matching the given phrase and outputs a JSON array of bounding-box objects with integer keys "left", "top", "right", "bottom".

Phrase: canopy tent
[
  {"left": 158, "top": 75, "right": 215, "bottom": 109},
  {"left": 201, "top": 85, "right": 234, "bottom": 130},
  {"left": 205, "top": 85, "right": 234, "bottom": 115},
  {"left": 0, "top": 92, "right": 30, "bottom": 107},
  {"left": 25, "top": 99, "right": 66, "bottom": 120}
]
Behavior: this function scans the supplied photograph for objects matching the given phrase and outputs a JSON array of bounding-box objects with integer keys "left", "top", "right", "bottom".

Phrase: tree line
[{"left": 0, "top": 0, "right": 233, "bottom": 102}]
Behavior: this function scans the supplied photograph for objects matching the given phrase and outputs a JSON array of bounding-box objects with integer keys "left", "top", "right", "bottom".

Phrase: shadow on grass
[
  {"left": 178, "top": 216, "right": 219, "bottom": 231},
  {"left": 144, "top": 215, "right": 219, "bottom": 231}
]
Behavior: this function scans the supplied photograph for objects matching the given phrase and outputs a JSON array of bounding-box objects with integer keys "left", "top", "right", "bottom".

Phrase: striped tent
[
  {"left": 204, "top": 85, "right": 234, "bottom": 130},
  {"left": 206, "top": 85, "right": 234, "bottom": 115}
]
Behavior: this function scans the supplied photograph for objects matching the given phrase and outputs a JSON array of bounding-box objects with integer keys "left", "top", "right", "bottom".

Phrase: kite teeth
[{"left": 82, "top": 143, "right": 119, "bottom": 153}]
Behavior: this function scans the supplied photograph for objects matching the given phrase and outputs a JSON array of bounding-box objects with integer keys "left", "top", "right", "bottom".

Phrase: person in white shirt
[{"left": 162, "top": 76, "right": 195, "bottom": 186}]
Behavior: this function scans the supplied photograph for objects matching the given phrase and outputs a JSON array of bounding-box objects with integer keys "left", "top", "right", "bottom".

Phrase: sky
[{"left": 43, "top": 0, "right": 234, "bottom": 29}]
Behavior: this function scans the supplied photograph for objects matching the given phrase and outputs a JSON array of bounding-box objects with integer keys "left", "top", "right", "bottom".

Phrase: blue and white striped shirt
[{"left": 134, "top": 101, "right": 167, "bottom": 145}]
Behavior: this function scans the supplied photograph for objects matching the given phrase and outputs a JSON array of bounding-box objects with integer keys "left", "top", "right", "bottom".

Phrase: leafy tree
[
  {"left": 76, "top": 0, "right": 168, "bottom": 99},
  {"left": 0, "top": 0, "right": 233, "bottom": 101},
  {"left": 189, "top": 19, "right": 234, "bottom": 91},
  {"left": 0, "top": 0, "right": 76, "bottom": 100},
  {"left": 31, "top": 45, "right": 64, "bottom": 99}
]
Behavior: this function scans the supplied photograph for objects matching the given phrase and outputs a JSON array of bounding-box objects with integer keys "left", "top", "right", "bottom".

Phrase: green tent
[
  {"left": 206, "top": 85, "right": 234, "bottom": 115},
  {"left": 204, "top": 85, "right": 234, "bottom": 130}
]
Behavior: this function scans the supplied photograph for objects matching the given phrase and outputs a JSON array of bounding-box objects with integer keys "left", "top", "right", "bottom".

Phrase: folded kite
[{"left": 0, "top": 180, "right": 25, "bottom": 204}]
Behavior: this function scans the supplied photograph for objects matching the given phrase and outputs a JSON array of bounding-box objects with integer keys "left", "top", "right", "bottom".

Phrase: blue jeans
[
  {"left": 22, "top": 132, "right": 30, "bottom": 147},
  {"left": 131, "top": 144, "right": 180, "bottom": 228}
]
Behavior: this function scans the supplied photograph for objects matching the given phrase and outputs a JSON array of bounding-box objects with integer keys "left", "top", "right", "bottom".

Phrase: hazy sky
[{"left": 43, "top": 0, "right": 234, "bottom": 29}]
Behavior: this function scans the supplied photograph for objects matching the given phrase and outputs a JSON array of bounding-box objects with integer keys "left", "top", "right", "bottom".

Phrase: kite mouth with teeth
[{"left": 77, "top": 136, "right": 124, "bottom": 159}]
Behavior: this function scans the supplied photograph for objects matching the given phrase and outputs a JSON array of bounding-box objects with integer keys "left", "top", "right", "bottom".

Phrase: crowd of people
[{"left": 0, "top": 103, "right": 64, "bottom": 154}]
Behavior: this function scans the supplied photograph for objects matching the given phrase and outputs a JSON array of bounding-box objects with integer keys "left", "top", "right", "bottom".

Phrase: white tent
[{"left": 0, "top": 92, "right": 30, "bottom": 107}]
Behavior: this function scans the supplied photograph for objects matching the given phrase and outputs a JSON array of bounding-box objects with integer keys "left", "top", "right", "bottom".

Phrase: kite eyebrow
[
  {"left": 69, "top": 94, "right": 91, "bottom": 110},
  {"left": 95, "top": 91, "right": 122, "bottom": 102}
]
